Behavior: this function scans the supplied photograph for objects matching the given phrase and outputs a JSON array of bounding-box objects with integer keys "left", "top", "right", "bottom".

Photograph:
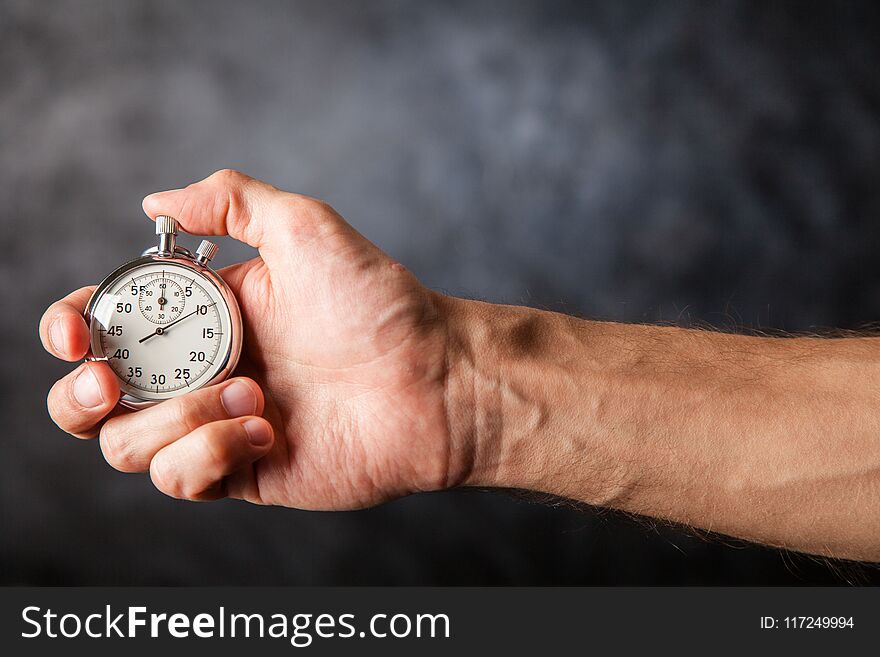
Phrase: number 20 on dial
[{"left": 85, "top": 216, "right": 243, "bottom": 409}]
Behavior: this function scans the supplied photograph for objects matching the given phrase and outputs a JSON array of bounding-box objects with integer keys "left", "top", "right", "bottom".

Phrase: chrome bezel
[{"left": 83, "top": 246, "right": 243, "bottom": 410}]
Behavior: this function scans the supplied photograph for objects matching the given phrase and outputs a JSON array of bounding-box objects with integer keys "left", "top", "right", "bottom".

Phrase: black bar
[{"left": 0, "top": 587, "right": 875, "bottom": 654}]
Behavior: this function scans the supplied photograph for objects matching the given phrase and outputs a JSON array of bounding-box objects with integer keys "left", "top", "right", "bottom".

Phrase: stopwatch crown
[{"left": 155, "top": 215, "right": 178, "bottom": 236}]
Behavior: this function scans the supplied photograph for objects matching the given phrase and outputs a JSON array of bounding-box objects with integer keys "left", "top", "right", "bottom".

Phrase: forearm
[{"left": 442, "top": 296, "right": 880, "bottom": 561}]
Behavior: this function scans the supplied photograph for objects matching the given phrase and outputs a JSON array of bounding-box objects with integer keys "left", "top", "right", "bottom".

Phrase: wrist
[
  {"left": 432, "top": 293, "right": 484, "bottom": 489},
  {"left": 437, "top": 294, "right": 635, "bottom": 505},
  {"left": 440, "top": 296, "right": 509, "bottom": 490}
]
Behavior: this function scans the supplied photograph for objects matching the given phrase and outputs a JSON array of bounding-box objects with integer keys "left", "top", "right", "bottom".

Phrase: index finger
[{"left": 39, "top": 286, "right": 95, "bottom": 362}]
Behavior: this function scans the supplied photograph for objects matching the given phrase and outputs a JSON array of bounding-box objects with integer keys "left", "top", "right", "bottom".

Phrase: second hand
[{"left": 138, "top": 308, "right": 200, "bottom": 343}]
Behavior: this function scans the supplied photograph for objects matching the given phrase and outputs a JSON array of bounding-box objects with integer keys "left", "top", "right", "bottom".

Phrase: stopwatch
[{"left": 84, "top": 216, "right": 243, "bottom": 409}]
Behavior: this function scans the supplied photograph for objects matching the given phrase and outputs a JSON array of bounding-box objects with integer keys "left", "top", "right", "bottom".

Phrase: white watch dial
[{"left": 89, "top": 261, "right": 233, "bottom": 401}]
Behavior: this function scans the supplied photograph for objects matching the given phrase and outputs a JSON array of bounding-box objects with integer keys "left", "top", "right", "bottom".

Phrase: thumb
[
  {"left": 143, "top": 169, "right": 276, "bottom": 250},
  {"left": 144, "top": 169, "right": 382, "bottom": 273},
  {"left": 143, "top": 169, "right": 334, "bottom": 260}
]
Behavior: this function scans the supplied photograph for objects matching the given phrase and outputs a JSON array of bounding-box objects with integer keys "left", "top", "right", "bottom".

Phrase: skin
[{"left": 40, "top": 170, "right": 880, "bottom": 561}]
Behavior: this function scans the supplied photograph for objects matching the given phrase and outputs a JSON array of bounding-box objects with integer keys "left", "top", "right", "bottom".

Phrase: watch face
[{"left": 88, "top": 260, "right": 235, "bottom": 402}]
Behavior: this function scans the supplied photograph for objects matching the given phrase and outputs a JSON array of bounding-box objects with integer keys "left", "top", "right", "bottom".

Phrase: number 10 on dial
[{"left": 85, "top": 216, "right": 243, "bottom": 409}]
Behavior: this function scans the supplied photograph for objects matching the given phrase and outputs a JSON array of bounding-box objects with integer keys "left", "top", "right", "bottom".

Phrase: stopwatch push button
[{"left": 195, "top": 240, "right": 219, "bottom": 266}]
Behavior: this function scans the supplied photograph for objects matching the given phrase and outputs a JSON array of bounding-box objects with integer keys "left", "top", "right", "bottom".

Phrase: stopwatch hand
[{"left": 138, "top": 308, "right": 199, "bottom": 343}]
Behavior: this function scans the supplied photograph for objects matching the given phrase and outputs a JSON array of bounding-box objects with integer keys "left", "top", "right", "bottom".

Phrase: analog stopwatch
[{"left": 84, "top": 216, "right": 243, "bottom": 409}]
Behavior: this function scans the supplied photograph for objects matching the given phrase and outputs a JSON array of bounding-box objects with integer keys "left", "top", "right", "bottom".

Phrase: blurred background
[{"left": 2, "top": 0, "right": 880, "bottom": 585}]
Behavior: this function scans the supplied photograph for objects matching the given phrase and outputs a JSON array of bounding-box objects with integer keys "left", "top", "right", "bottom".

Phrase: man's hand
[{"left": 40, "top": 170, "right": 469, "bottom": 508}]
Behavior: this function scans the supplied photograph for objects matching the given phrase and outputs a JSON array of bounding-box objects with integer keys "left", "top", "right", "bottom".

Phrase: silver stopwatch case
[{"left": 84, "top": 216, "right": 243, "bottom": 410}]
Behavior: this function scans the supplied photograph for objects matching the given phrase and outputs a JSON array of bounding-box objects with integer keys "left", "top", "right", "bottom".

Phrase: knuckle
[
  {"left": 170, "top": 392, "right": 218, "bottom": 434},
  {"left": 99, "top": 422, "right": 137, "bottom": 472},
  {"left": 310, "top": 198, "right": 336, "bottom": 215},
  {"left": 47, "top": 378, "right": 80, "bottom": 431},
  {"left": 168, "top": 397, "right": 197, "bottom": 434},
  {"left": 273, "top": 194, "right": 342, "bottom": 241},
  {"left": 172, "top": 474, "right": 201, "bottom": 500},
  {"left": 209, "top": 168, "right": 251, "bottom": 189},
  {"left": 198, "top": 426, "right": 235, "bottom": 470},
  {"left": 179, "top": 479, "right": 205, "bottom": 501},
  {"left": 150, "top": 458, "right": 185, "bottom": 499},
  {"left": 287, "top": 193, "right": 334, "bottom": 216}
]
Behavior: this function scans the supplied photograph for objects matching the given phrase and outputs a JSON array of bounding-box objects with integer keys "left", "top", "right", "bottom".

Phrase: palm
[{"left": 223, "top": 227, "right": 452, "bottom": 509}]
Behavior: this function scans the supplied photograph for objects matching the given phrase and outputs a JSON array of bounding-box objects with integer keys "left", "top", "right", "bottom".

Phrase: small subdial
[{"left": 138, "top": 277, "right": 185, "bottom": 324}]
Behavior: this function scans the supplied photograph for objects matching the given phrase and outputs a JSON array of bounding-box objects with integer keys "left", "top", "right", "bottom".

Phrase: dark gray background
[{"left": 2, "top": 0, "right": 879, "bottom": 584}]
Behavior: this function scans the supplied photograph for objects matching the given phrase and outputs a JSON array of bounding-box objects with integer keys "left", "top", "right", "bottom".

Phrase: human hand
[{"left": 40, "top": 170, "right": 470, "bottom": 508}]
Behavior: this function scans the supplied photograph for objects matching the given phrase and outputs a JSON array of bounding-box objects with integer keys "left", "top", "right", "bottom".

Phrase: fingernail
[
  {"left": 49, "top": 316, "right": 66, "bottom": 355},
  {"left": 243, "top": 418, "right": 272, "bottom": 447},
  {"left": 221, "top": 380, "right": 256, "bottom": 417},
  {"left": 73, "top": 366, "right": 104, "bottom": 408}
]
